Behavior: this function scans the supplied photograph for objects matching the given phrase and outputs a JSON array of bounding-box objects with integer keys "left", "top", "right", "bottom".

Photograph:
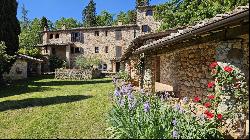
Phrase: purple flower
[
  {"left": 129, "top": 99, "right": 136, "bottom": 110},
  {"left": 140, "top": 89, "right": 145, "bottom": 94},
  {"left": 174, "top": 104, "right": 180, "bottom": 111},
  {"left": 172, "top": 130, "right": 179, "bottom": 139},
  {"left": 183, "top": 97, "right": 188, "bottom": 104},
  {"left": 179, "top": 108, "right": 185, "bottom": 113},
  {"left": 165, "top": 91, "right": 170, "bottom": 97},
  {"left": 114, "top": 89, "right": 120, "bottom": 97},
  {"left": 172, "top": 118, "right": 177, "bottom": 126},
  {"left": 119, "top": 98, "right": 125, "bottom": 107},
  {"left": 144, "top": 101, "right": 150, "bottom": 112}
]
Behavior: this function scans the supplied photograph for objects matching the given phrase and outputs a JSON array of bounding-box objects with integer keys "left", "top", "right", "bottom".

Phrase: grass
[{"left": 0, "top": 75, "right": 114, "bottom": 139}]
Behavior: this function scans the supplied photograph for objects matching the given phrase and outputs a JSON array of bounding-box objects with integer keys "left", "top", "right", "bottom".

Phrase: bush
[
  {"left": 49, "top": 56, "right": 66, "bottom": 71},
  {"left": 75, "top": 55, "right": 101, "bottom": 69},
  {"left": 116, "top": 70, "right": 130, "bottom": 82},
  {"left": 107, "top": 84, "right": 224, "bottom": 139}
]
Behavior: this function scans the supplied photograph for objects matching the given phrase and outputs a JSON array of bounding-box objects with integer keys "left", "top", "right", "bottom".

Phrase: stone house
[
  {"left": 3, "top": 54, "right": 43, "bottom": 80},
  {"left": 122, "top": 5, "right": 249, "bottom": 99},
  {"left": 37, "top": 5, "right": 160, "bottom": 73}
]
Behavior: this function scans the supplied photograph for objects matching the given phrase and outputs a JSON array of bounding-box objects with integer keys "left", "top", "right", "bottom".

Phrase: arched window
[
  {"left": 142, "top": 25, "right": 150, "bottom": 32},
  {"left": 146, "top": 10, "right": 153, "bottom": 16},
  {"left": 55, "top": 34, "right": 59, "bottom": 38},
  {"left": 49, "top": 34, "right": 53, "bottom": 39}
]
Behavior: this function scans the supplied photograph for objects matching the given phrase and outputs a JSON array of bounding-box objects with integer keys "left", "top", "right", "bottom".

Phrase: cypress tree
[
  {"left": 82, "top": 0, "right": 97, "bottom": 27},
  {"left": 41, "top": 16, "right": 49, "bottom": 29},
  {"left": 0, "top": 0, "right": 21, "bottom": 81}
]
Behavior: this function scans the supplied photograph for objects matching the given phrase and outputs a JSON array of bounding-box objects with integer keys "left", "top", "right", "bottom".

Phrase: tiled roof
[
  {"left": 17, "top": 54, "right": 43, "bottom": 62},
  {"left": 135, "top": 5, "right": 249, "bottom": 54}
]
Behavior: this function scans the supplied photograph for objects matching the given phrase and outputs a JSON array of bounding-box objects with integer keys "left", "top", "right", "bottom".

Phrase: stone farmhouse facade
[
  {"left": 37, "top": 5, "right": 160, "bottom": 73},
  {"left": 122, "top": 5, "right": 249, "bottom": 98}
]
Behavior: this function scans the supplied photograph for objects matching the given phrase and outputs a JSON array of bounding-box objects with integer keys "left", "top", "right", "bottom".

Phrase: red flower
[
  {"left": 193, "top": 96, "right": 201, "bottom": 102},
  {"left": 207, "top": 82, "right": 215, "bottom": 88},
  {"left": 224, "top": 66, "right": 233, "bottom": 73},
  {"left": 204, "top": 102, "right": 211, "bottom": 108},
  {"left": 210, "top": 62, "right": 218, "bottom": 69},
  {"left": 207, "top": 95, "right": 215, "bottom": 99},
  {"left": 205, "top": 111, "right": 214, "bottom": 119},
  {"left": 217, "top": 114, "right": 223, "bottom": 120}
]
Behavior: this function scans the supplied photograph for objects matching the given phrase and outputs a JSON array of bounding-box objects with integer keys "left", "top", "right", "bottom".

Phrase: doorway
[{"left": 116, "top": 62, "right": 120, "bottom": 72}]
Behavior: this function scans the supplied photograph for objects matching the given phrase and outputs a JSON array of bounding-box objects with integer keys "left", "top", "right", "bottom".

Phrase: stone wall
[
  {"left": 136, "top": 6, "right": 161, "bottom": 35},
  {"left": 55, "top": 68, "right": 101, "bottom": 80},
  {"left": 3, "top": 59, "right": 27, "bottom": 80},
  {"left": 152, "top": 34, "right": 249, "bottom": 99}
]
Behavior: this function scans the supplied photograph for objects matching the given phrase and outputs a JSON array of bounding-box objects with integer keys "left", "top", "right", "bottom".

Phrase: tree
[
  {"left": 41, "top": 16, "right": 48, "bottom": 29},
  {"left": 154, "top": 0, "right": 249, "bottom": 31},
  {"left": 113, "top": 10, "right": 136, "bottom": 25},
  {"left": 82, "top": 0, "right": 97, "bottom": 27},
  {"left": 96, "top": 10, "right": 114, "bottom": 26},
  {"left": 19, "top": 18, "right": 43, "bottom": 57},
  {"left": 54, "top": 17, "right": 81, "bottom": 29},
  {"left": 136, "top": 0, "right": 151, "bottom": 7},
  {"left": 20, "top": 3, "right": 30, "bottom": 29},
  {"left": 0, "top": 0, "right": 21, "bottom": 81}
]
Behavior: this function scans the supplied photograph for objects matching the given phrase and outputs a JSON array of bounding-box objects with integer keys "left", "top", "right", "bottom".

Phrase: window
[
  {"left": 75, "top": 47, "right": 80, "bottom": 53},
  {"left": 115, "top": 30, "right": 122, "bottom": 40},
  {"left": 103, "top": 64, "right": 107, "bottom": 71},
  {"left": 49, "top": 34, "right": 53, "bottom": 39},
  {"left": 115, "top": 46, "right": 122, "bottom": 58},
  {"left": 55, "top": 34, "right": 59, "bottom": 38},
  {"left": 142, "top": 25, "right": 150, "bottom": 32},
  {"left": 146, "top": 10, "right": 153, "bottom": 16},
  {"left": 94, "top": 31, "right": 99, "bottom": 36},
  {"left": 71, "top": 32, "right": 83, "bottom": 42},
  {"left": 95, "top": 47, "right": 99, "bottom": 53},
  {"left": 45, "top": 46, "right": 48, "bottom": 53},
  {"left": 105, "top": 46, "right": 108, "bottom": 53},
  {"left": 71, "top": 47, "right": 75, "bottom": 54},
  {"left": 52, "top": 48, "right": 56, "bottom": 55},
  {"left": 105, "top": 31, "right": 108, "bottom": 36}
]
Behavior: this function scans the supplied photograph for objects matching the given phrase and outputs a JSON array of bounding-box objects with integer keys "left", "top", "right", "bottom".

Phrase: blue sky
[{"left": 17, "top": 0, "right": 167, "bottom": 22}]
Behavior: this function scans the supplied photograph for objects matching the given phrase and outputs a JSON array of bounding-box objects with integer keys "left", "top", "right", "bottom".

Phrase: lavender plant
[{"left": 106, "top": 80, "right": 224, "bottom": 139}]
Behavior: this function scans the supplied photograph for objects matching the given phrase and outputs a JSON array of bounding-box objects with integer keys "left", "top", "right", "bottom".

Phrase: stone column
[{"left": 66, "top": 45, "right": 71, "bottom": 68}]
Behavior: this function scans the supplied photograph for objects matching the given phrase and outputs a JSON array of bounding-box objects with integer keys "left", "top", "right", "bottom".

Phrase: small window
[
  {"left": 95, "top": 47, "right": 99, "bottom": 53},
  {"left": 103, "top": 64, "right": 107, "bottom": 71},
  {"left": 75, "top": 47, "right": 80, "bottom": 53},
  {"left": 71, "top": 32, "right": 81, "bottom": 42},
  {"left": 115, "top": 30, "right": 122, "bottom": 40},
  {"left": 142, "top": 25, "right": 150, "bottom": 32},
  {"left": 71, "top": 47, "right": 75, "bottom": 54},
  {"left": 105, "top": 31, "right": 108, "bottom": 36},
  {"left": 105, "top": 46, "right": 108, "bottom": 53},
  {"left": 94, "top": 31, "right": 99, "bottom": 36},
  {"left": 49, "top": 34, "right": 53, "bottom": 39},
  {"left": 55, "top": 34, "right": 59, "bottom": 38},
  {"left": 146, "top": 10, "right": 153, "bottom": 16},
  {"left": 52, "top": 48, "right": 56, "bottom": 55}
]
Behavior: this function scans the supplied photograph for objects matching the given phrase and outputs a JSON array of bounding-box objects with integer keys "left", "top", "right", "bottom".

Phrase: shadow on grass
[
  {"left": 0, "top": 75, "right": 54, "bottom": 98},
  {"left": 0, "top": 75, "right": 111, "bottom": 98},
  {"left": 31, "top": 79, "right": 112, "bottom": 87},
  {"left": 0, "top": 95, "right": 92, "bottom": 112}
]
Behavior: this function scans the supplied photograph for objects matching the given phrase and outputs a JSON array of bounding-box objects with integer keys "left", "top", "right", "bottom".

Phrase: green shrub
[
  {"left": 107, "top": 83, "right": 223, "bottom": 139},
  {"left": 49, "top": 56, "right": 66, "bottom": 71},
  {"left": 117, "top": 70, "right": 130, "bottom": 82},
  {"left": 75, "top": 55, "right": 101, "bottom": 69}
]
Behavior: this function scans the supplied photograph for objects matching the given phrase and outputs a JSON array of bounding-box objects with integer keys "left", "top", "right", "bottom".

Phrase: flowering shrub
[
  {"left": 107, "top": 61, "right": 248, "bottom": 139},
  {"left": 107, "top": 80, "right": 223, "bottom": 139}
]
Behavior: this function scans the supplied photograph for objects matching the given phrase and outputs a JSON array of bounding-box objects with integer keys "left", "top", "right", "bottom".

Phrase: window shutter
[{"left": 80, "top": 33, "right": 84, "bottom": 43}]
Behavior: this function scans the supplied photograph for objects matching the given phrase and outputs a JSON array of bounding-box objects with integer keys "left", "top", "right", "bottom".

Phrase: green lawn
[{"left": 0, "top": 75, "right": 114, "bottom": 139}]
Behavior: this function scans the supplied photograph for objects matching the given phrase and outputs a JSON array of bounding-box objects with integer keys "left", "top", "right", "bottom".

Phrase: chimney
[
  {"left": 44, "top": 26, "right": 48, "bottom": 31},
  {"left": 118, "top": 20, "right": 123, "bottom": 26},
  {"left": 62, "top": 24, "right": 66, "bottom": 30}
]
